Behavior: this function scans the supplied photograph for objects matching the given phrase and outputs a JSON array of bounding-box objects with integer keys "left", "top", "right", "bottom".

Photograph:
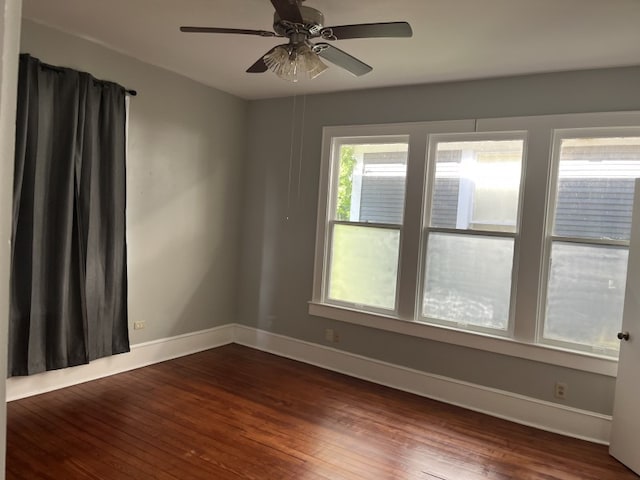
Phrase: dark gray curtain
[{"left": 9, "top": 54, "right": 130, "bottom": 377}]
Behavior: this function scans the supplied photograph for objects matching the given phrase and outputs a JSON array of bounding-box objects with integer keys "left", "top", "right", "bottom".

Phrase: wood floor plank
[{"left": 6, "top": 344, "right": 638, "bottom": 479}]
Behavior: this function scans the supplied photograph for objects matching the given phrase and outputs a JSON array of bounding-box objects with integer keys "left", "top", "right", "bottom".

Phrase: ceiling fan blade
[
  {"left": 321, "top": 22, "right": 413, "bottom": 40},
  {"left": 246, "top": 48, "right": 277, "bottom": 73},
  {"left": 270, "top": 0, "right": 303, "bottom": 23},
  {"left": 180, "top": 26, "right": 276, "bottom": 37},
  {"left": 313, "top": 43, "right": 372, "bottom": 77}
]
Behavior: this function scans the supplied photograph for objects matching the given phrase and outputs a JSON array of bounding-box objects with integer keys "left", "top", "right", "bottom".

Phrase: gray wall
[
  {"left": 20, "top": 20, "right": 248, "bottom": 343},
  {"left": 13, "top": 18, "right": 640, "bottom": 416},
  {"left": 239, "top": 67, "right": 640, "bottom": 415}
]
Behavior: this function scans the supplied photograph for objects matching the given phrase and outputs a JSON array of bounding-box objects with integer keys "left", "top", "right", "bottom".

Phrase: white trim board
[
  {"left": 5, "top": 324, "right": 235, "bottom": 402},
  {"left": 6, "top": 324, "right": 612, "bottom": 445},
  {"left": 233, "top": 325, "right": 612, "bottom": 445}
]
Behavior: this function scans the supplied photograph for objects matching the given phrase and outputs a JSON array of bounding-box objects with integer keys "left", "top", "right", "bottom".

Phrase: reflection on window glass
[
  {"left": 422, "top": 233, "right": 514, "bottom": 330},
  {"left": 431, "top": 140, "right": 523, "bottom": 232},
  {"left": 544, "top": 242, "right": 628, "bottom": 352},
  {"left": 328, "top": 224, "right": 400, "bottom": 310},
  {"left": 334, "top": 142, "right": 408, "bottom": 224},
  {"left": 553, "top": 137, "right": 640, "bottom": 241},
  {"left": 543, "top": 136, "right": 640, "bottom": 354}
]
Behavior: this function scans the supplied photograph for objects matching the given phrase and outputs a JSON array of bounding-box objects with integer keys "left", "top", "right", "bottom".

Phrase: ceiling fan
[{"left": 180, "top": 0, "right": 413, "bottom": 82}]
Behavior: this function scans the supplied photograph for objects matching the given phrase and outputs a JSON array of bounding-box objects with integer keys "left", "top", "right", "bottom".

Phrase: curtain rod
[{"left": 35, "top": 60, "right": 137, "bottom": 97}]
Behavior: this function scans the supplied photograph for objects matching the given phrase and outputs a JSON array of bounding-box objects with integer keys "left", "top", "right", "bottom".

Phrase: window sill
[{"left": 308, "top": 302, "right": 618, "bottom": 377}]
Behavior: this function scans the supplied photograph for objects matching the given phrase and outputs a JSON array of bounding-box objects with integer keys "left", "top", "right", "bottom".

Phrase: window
[
  {"left": 421, "top": 136, "right": 525, "bottom": 334},
  {"left": 542, "top": 133, "right": 640, "bottom": 355},
  {"left": 325, "top": 136, "right": 409, "bottom": 312},
  {"left": 311, "top": 113, "right": 640, "bottom": 374}
]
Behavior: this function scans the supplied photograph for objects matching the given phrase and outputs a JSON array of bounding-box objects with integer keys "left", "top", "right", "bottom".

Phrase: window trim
[
  {"left": 311, "top": 112, "right": 640, "bottom": 377},
  {"left": 308, "top": 301, "right": 618, "bottom": 376},
  {"left": 313, "top": 121, "right": 475, "bottom": 317}
]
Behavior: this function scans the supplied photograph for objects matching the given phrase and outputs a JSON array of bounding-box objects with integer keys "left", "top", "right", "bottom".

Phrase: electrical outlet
[
  {"left": 554, "top": 382, "right": 567, "bottom": 400},
  {"left": 325, "top": 328, "right": 334, "bottom": 342},
  {"left": 133, "top": 321, "right": 146, "bottom": 330},
  {"left": 324, "top": 328, "right": 340, "bottom": 343}
]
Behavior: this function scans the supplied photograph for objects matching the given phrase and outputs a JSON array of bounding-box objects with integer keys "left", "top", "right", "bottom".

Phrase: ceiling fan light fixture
[
  {"left": 263, "top": 44, "right": 327, "bottom": 82},
  {"left": 298, "top": 44, "right": 328, "bottom": 79}
]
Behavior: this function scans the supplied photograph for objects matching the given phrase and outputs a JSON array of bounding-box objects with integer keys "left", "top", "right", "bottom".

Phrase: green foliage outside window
[{"left": 336, "top": 146, "right": 356, "bottom": 221}]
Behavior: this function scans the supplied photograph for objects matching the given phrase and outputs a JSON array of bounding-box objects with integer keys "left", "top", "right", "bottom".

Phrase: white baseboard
[
  {"left": 6, "top": 324, "right": 235, "bottom": 401},
  {"left": 233, "top": 325, "right": 612, "bottom": 445},
  {"left": 6, "top": 323, "right": 612, "bottom": 445}
]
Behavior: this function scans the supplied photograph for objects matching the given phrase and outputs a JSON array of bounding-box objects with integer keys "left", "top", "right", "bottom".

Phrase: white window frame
[
  {"left": 538, "top": 126, "right": 640, "bottom": 356},
  {"left": 417, "top": 131, "right": 527, "bottom": 338},
  {"left": 321, "top": 133, "right": 410, "bottom": 315},
  {"left": 310, "top": 112, "right": 640, "bottom": 377}
]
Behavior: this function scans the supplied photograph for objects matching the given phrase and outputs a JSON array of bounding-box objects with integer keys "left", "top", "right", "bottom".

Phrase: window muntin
[
  {"left": 421, "top": 137, "right": 525, "bottom": 333},
  {"left": 324, "top": 137, "right": 409, "bottom": 311},
  {"left": 542, "top": 135, "right": 640, "bottom": 354}
]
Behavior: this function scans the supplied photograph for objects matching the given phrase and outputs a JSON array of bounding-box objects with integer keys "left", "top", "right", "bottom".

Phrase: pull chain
[
  {"left": 297, "top": 94, "right": 307, "bottom": 201},
  {"left": 286, "top": 94, "right": 297, "bottom": 221}
]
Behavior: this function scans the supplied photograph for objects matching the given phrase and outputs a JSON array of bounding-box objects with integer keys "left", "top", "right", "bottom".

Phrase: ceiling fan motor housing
[{"left": 274, "top": 5, "right": 325, "bottom": 39}]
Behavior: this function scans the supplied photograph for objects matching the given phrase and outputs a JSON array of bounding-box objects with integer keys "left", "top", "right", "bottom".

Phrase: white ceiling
[{"left": 21, "top": 0, "right": 640, "bottom": 100}]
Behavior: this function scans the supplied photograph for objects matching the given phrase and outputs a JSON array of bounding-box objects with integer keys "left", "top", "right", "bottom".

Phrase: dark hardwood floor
[{"left": 6, "top": 344, "right": 637, "bottom": 479}]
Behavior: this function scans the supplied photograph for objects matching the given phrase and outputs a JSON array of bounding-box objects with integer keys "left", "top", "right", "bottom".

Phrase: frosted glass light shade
[
  {"left": 297, "top": 44, "right": 328, "bottom": 79},
  {"left": 263, "top": 44, "right": 327, "bottom": 82}
]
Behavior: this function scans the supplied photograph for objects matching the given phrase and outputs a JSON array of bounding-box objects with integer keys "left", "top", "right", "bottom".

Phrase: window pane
[
  {"left": 544, "top": 242, "right": 627, "bottom": 352},
  {"left": 431, "top": 140, "right": 523, "bottom": 232},
  {"left": 553, "top": 137, "right": 640, "bottom": 241},
  {"left": 334, "top": 141, "right": 408, "bottom": 224},
  {"left": 328, "top": 224, "right": 400, "bottom": 310},
  {"left": 422, "top": 233, "right": 514, "bottom": 330}
]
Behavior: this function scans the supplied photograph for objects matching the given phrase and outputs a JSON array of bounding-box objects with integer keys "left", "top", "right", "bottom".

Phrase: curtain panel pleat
[{"left": 9, "top": 54, "right": 130, "bottom": 377}]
